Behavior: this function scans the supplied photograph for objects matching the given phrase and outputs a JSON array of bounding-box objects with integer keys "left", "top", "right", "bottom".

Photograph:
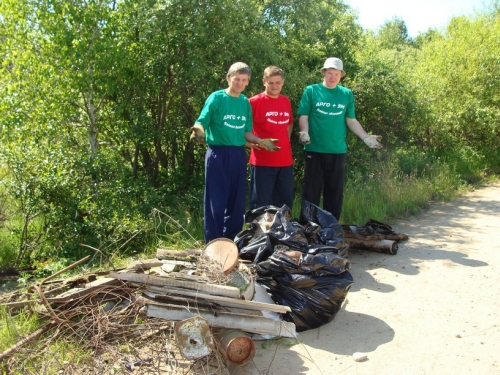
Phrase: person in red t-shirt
[{"left": 247, "top": 66, "right": 294, "bottom": 210}]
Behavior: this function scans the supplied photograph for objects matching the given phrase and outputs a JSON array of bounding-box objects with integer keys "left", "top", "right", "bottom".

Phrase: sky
[{"left": 345, "top": 0, "right": 485, "bottom": 37}]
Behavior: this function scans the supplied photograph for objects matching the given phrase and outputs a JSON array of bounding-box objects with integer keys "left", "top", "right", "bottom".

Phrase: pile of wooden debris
[
  {"left": 0, "top": 240, "right": 297, "bottom": 374},
  {"left": 342, "top": 219, "right": 409, "bottom": 255}
]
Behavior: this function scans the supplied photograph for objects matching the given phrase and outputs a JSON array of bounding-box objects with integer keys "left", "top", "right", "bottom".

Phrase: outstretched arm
[
  {"left": 346, "top": 118, "right": 383, "bottom": 149},
  {"left": 346, "top": 117, "right": 368, "bottom": 139},
  {"left": 244, "top": 132, "right": 281, "bottom": 151}
]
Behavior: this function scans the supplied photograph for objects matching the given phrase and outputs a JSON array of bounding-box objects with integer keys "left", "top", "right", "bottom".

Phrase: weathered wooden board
[
  {"left": 145, "top": 303, "right": 297, "bottom": 338},
  {"left": 146, "top": 285, "right": 291, "bottom": 314},
  {"left": 127, "top": 259, "right": 165, "bottom": 270},
  {"left": 1, "top": 277, "right": 121, "bottom": 309},
  {"left": 109, "top": 271, "right": 240, "bottom": 298},
  {"left": 156, "top": 249, "right": 202, "bottom": 260},
  {"left": 53, "top": 277, "right": 121, "bottom": 300}
]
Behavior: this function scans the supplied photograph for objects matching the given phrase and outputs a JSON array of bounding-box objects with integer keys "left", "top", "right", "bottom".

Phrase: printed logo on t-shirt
[
  {"left": 223, "top": 114, "right": 247, "bottom": 129},
  {"left": 265, "top": 111, "right": 291, "bottom": 125},
  {"left": 315, "top": 102, "right": 345, "bottom": 116}
]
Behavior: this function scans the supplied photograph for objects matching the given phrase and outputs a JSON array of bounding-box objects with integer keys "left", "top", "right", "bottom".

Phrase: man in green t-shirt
[
  {"left": 297, "top": 57, "right": 383, "bottom": 222},
  {"left": 191, "top": 62, "right": 279, "bottom": 243}
]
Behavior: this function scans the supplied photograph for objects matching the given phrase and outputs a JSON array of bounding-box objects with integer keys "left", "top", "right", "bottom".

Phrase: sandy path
[{"left": 250, "top": 183, "right": 500, "bottom": 375}]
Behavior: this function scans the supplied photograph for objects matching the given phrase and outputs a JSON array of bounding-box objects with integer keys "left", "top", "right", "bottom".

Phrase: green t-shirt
[
  {"left": 195, "top": 90, "right": 253, "bottom": 146},
  {"left": 297, "top": 84, "right": 355, "bottom": 154}
]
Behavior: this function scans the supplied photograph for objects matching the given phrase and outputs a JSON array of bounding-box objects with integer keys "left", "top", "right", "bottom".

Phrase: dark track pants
[
  {"left": 249, "top": 165, "right": 294, "bottom": 210},
  {"left": 204, "top": 146, "right": 247, "bottom": 243},
  {"left": 300, "top": 151, "right": 345, "bottom": 221}
]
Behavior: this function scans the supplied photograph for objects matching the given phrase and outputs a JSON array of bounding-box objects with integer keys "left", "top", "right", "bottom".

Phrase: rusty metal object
[
  {"left": 215, "top": 329, "right": 255, "bottom": 366},
  {"left": 344, "top": 238, "right": 398, "bottom": 255},
  {"left": 174, "top": 316, "right": 215, "bottom": 359}
]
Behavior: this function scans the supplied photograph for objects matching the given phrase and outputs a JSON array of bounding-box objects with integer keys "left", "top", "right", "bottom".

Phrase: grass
[
  {"left": 341, "top": 154, "right": 470, "bottom": 225},
  {"left": 0, "top": 307, "right": 40, "bottom": 352},
  {"left": 0, "top": 307, "right": 91, "bottom": 374},
  {"left": 150, "top": 207, "right": 204, "bottom": 253}
]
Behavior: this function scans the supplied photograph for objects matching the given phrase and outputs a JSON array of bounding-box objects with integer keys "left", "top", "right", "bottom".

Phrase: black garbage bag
[
  {"left": 257, "top": 252, "right": 350, "bottom": 280},
  {"left": 243, "top": 205, "right": 289, "bottom": 224},
  {"left": 258, "top": 271, "right": 354, "bottom": 332},
  {"left": 301, "top": 200, "right": 344, "bottom": 242},
  {"left": 234, "top": 228, "right": 255, "bottom": 251},
  {"left": 237, "top": 203, "right": 353, "bottom": 331},
  {"left": 256, "top": 250, "right": 352, "bottom": 331},
  {"left": 307, "top": 243, "right": 349, "bottom": 259},
  {"left": 237, "top": 234, "right": 274, "bottom": 263},
  {"left": 300, "top": 252, "right": 351, "bottom": 275},
  {"left": 235, "top": 205, "right": 308, "bottom": 263}
]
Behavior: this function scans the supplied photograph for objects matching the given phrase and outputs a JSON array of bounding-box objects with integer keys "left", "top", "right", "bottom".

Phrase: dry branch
[{"left": 0, "top": 321, "right": 56, "bottom": 362}]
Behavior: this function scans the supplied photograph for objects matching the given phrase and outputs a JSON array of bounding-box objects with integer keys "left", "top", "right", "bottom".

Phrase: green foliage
[
  {"left": 349, "top": 32, "right": 422, "bottom": 150},
  {"left": 0, "top": 307, "right": 40, "bottom": 352},
  {"left": 0, "top": 232, "right": 17, "bottom": 268},
  {"left": 1, "top": 0, "right": 499, "bottom": 269},
  {"left": 342, "top": 152, "right": 465, "bottom": 224},
  {"left": 375, "top": 17, "right": 413, "bottom": 50},
  {"left": 0, "top": 307, "right": 93, "bottom": 373},
  {"left": 407, "top": 11, "right": 500, "bottom": 167}
]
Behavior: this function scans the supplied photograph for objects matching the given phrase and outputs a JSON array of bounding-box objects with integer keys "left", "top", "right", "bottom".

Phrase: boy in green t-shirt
[
  {"left": 297, "top": 57, "right": 383, "bottom": 222},
  {"left": 191, "top": 62, "right": 279, "bottom": 243}
]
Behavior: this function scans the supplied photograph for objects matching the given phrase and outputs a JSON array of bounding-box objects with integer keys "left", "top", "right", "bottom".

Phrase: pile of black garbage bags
[{"left": 234, "top": 202, "right": 353, "bottom": 332}]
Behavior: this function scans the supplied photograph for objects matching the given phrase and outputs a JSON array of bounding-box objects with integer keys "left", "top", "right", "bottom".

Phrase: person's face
[
  {"left": 263, "top": 75, "right": 284, "bottom": 98},
  {"left": 322, "top": 68, "right": 343, "bottom": 88},
  {"left": 226, "top": 73, "right": 250, "bottom": 96}
]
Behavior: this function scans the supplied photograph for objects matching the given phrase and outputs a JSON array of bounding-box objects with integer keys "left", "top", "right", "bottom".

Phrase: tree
[
  {"left": 0, "top": 0, "right": 366, "bottom": 264},
  {"left": 376, "top": 17, "right": 412, "bottom": 50},
  {"left": 408, "top": 12, "right": 500, "bottom": 175}
]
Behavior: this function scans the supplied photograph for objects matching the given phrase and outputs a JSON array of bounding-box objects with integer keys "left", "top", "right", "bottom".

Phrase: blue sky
[{"left": 345, "top": 0, "right": 485, "bottom": 37}]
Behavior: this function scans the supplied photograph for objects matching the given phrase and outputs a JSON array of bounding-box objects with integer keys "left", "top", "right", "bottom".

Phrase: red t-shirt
[{"left": 248, "top": 93, "right": 294, "bottom": 167}]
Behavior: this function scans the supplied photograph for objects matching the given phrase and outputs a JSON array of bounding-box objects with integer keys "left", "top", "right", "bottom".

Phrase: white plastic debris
[{"left": 353, "top": 352, "right": 368, "bottom": 362}]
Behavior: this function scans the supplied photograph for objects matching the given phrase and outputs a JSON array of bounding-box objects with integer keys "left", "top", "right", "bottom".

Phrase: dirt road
[{"left": 250, "top": 183, "right": 500, "bottom": 375}]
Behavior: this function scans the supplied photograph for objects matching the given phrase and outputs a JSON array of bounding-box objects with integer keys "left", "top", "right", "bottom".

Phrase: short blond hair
[
  {"left": 263, "top": 66, "right": 284, "bottom": 79},
  {"left": 227, "top": 62, "right": 251, "bottom": 78}
]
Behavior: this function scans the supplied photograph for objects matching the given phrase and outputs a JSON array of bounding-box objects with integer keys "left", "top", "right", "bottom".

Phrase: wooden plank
[
  {"left": 153, "top": 272, "right": 210, "bottom": 283},
  {"left": 145, "top": 303, "right": 297, "bottom": 338},
  {"left": 110, "top": 271, "right": 240, "bottom": 298},
  {"left": 39, "top": 283, "right": 73, "bottom": 298},
  {"left": 2, "top": 278, "right": 121, "bottom": 309},
  {"left": 84, "top": 277, "right": 120, "bottom": 289},
  {"left": 52, "top": 277, "right": 121, "bottom": 301},
  {"left": 63, "top": 273, "right": 97, "bottom": 285},
  {"left": 127, "top": 258, "right": 197, "bottom": 271},
  {"left": 146, "top": 285, "right": 291, "bottom": 314},
  {"left": 143, "top": 291, "right": 220, "bottom": 309},
  {"left": 127, "top": 259, "right": 165, "bottom": 270},
  {"left": 156, "top": 248, "right": 202, "bottom": 260},
  {"left": 161, "top": 260, "right": 197, "bottom": 268}
]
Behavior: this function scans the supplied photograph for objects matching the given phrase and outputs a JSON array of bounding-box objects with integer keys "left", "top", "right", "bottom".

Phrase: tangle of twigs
[{"left": 3, "top": 281, "right": 230, "bottom": 374}]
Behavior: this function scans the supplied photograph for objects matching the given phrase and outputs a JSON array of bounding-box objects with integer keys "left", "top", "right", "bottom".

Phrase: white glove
[
  {"left": 297, "top": 131, "right": 311, "bottom": 145},
  {"left": 363, "top": 135, "right": 383, "bottom": 149},
  {"left": 190, "top": 125, "right": 205, "bottom": 144}
]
